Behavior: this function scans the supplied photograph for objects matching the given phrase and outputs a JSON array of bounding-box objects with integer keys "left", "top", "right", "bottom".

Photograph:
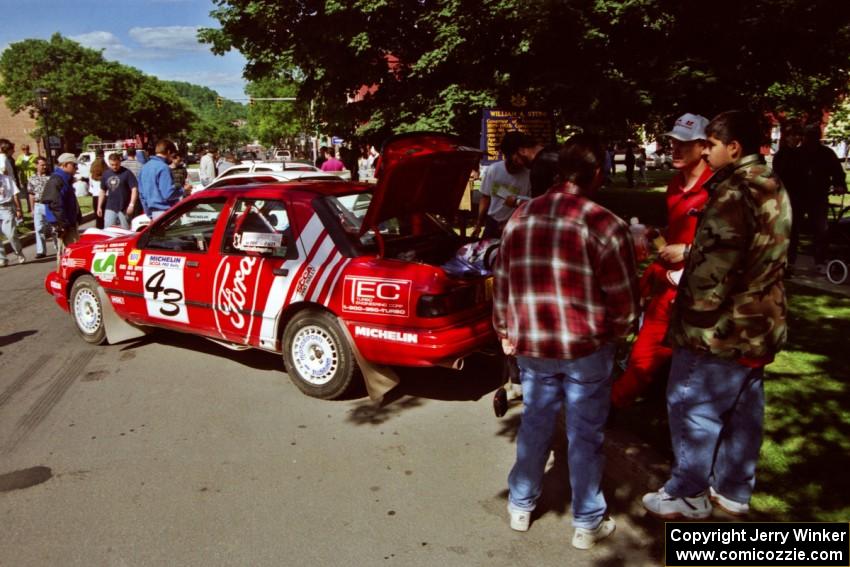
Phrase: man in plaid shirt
[{"left": 494, "top": 133, "right": 639, "bottom": 550}]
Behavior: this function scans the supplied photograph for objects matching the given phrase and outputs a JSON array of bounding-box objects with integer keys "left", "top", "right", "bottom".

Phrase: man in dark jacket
[{"left": 41, "top": 153, "right": 82, "bottom": 265}]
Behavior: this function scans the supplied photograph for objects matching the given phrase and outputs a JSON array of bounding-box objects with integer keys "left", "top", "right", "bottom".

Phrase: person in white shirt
[
  {"left": 472, "top": 131, "right": 532, "bottom": 239},
  {"left": 199, "top": 146, "right": 218, "bottom": 186}
]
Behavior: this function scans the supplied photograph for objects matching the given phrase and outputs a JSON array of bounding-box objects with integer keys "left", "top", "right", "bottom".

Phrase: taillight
[{"left": 416, "top": 285, "right": 479, "bottom": 317}]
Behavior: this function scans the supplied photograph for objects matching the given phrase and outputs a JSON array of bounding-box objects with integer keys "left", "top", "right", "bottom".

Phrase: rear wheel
[
  {"left": 70, "top": 275, "right": 107, "bottom": 344},
  {"left": 282, "top": 310, "right": 359, "bottom": 399}
]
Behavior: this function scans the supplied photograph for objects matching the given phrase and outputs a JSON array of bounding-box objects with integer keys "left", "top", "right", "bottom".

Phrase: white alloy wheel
[
  {"left": 290, "top": 324, "right": 340, "bottom": 386},
  {"left": 70, "top": 275, "right": 107, "bottom": 344}
]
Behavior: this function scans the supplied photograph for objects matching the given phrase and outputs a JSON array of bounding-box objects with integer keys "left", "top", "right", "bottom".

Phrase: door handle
[
  {"left": 187, "top": 261, "right": 200, "bottom": 268},
  {"left": 273, "top": 267, "right": 289, "bottom": 276}
]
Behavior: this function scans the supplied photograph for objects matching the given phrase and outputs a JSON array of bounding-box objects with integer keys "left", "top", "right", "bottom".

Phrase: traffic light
[
  {"left": 216, "top": 96, "right": 223, "bottom": 108},
  {"left": 248, "top": 97, "right": 254, "bottom": 107}
]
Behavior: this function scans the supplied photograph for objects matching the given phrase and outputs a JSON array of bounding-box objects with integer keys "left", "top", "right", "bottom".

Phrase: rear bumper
[
  {"left": 342, "top": 314, "right": 496, "bottom": 368},
  {"left": 45, "top": 271, "right": 70, "bottom": 312}
]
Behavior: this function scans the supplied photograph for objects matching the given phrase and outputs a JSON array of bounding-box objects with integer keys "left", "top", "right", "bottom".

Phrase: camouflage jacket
[{"left": 667, "top": 154, "right": 792, "bottom": 363}]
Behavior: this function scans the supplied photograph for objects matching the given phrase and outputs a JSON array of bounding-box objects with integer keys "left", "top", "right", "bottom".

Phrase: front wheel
[
  {"left": 70, "top": 275, "right": 107, "bottom": 344},
  {"left": 826, "top": 259, "right": 848, "bottom": 285},
  {"left": 282, "top": 310, "right": 359, "bottom": 399}
]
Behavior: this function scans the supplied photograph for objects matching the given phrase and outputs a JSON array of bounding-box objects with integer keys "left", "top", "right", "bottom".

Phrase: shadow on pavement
[{"left": 0, "top": 330, "right": 37, "bottom": 348}]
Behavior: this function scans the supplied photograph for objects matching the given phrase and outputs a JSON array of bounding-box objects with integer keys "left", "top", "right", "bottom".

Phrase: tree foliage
[
  {"left": 165, "top": 80, "right": 249, "bottom": 150},
  {"left": 0, "top": 34, "right": 194, "bottom": 149},
  {"left": 200, "top": 0, "right": 850, "bottom": 143},
  {"left": 244, "top": 75, "right": 311, "bottom": 147}
]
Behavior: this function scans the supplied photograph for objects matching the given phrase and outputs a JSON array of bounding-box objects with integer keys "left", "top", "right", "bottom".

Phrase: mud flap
[
  {"left": 339, "top": 324, "right": 400, "bottom": 401},
  {"left": 96, "top": 287, "right": 148, "bottom": 344}
]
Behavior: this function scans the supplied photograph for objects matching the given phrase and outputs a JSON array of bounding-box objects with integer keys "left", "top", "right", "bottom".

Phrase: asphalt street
[{"left": 0, "top": 232, "right": 662, "bottom": 567}]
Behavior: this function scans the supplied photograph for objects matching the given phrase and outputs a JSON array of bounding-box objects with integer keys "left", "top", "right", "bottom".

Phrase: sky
[{"left": 0, "top": 0, "right": 248, "bottom": 101}]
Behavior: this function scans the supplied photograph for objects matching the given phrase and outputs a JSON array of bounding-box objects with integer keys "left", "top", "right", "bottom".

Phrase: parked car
[
  {"left": 214, "top": 161, "right": 352, "bottom": 181},
  {"left": 45, "top": 132, "right": 494, "bottom": 400},
  {"left": 647, "top": 151, "right": 672, "bottom": 170},
  {"left": 272, "top": 149, "right": 292, "bottom": 161}
]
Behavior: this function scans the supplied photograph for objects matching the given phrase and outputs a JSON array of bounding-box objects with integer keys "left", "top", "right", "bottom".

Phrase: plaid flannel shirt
[{"left": 493, "top": 183, "right": 640, "bottom": 360}]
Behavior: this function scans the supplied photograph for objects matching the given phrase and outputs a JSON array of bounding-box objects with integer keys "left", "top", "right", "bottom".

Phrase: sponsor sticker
[
  {"left": 49, "top": 281, "right": 62, "bottom": 290},
  {"left": 109, "top": 295, "right": 126, "bottom": 305},
  {"left": 128, "top": 249, "right": 142, "bottom": 266},
  {"left": 61, "top": 257, "right": 85, "bottom": 268},
  {"left": 342, "top": 277, "right": 412, "bottom": 317},
  {"left": 92, "top": 252, "right": 118, "bottom": 280},
  {"left": 354, "top": 325, "right": 419, "bottom": 344},
  {"left": 295, "top": 265, "right": 316, "bottom": 297},
  {"left": 144, "top": 254, "right": 185, "bottom": 270}
]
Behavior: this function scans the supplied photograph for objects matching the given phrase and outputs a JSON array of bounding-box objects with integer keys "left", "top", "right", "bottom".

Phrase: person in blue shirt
[{"left": 138, "top": 139, "right": 183, "bottom": 219}]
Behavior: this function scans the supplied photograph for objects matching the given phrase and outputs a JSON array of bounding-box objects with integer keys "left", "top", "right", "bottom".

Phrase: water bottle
[{"left": 629, "top": 217, "right": 648, "bottom": 262}]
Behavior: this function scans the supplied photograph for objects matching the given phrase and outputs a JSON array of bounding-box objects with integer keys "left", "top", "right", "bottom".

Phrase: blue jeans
[
  {"left": 103, "top": 209, "right": 129, "bottom": 229},
  {"left": 664, "top": 347, "right": 765, "bottom": 503},
  {"left": 0, "top": 205, "right": 22, "bottom": 262},
  {"left": 33, "top": 203, "right": 48, "bottom": 254},
  {"left": 508, "top": 343, "right": 615, "bottom": 529}
]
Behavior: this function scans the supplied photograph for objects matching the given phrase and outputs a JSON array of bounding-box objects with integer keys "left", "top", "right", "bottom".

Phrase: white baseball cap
[
  {"left": 57, "top": 152, "right": 78, "bottom": 165},
  {"left": 665, "top": 113, "right": 709, "bottom": 141}
]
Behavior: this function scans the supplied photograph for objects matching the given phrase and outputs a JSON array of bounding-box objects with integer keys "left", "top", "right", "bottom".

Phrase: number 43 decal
[{"left": 145, "top": 269, "right": 184, "bottom": 317}]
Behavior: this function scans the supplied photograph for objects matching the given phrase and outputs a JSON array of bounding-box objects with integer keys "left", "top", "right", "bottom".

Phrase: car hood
[{"left": 360, "top": 132, "right": 481, "bottom": 235}]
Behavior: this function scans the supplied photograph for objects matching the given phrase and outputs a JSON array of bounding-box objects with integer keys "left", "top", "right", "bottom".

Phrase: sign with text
[{"left": 479, "top": 109, "right": 555, "bottom": 164}]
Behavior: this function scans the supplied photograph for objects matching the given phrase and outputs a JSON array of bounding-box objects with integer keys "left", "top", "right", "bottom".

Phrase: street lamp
[{"left": 34, "top": 88, "right": 53, "bottom": 170}]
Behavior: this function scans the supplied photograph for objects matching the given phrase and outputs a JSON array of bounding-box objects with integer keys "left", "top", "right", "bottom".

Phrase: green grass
[{"left": 15, "top": 198, "right": 95, "bottom": 236}]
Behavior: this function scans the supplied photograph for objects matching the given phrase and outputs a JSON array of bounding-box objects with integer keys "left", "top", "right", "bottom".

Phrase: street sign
[
  {"left": 48, "top": 136, "right": 61, "bottom": 149},
  {"left": 479, "top": 109, "right": 555, "bottom": 164},
  {"left": 332, "top": 136, "right": 344, "bottom": 145}
]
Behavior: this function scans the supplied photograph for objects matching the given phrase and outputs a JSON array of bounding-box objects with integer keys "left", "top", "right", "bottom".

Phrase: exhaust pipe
[{"left": 436, "top": 357, "right": 465, "bottom": 371}]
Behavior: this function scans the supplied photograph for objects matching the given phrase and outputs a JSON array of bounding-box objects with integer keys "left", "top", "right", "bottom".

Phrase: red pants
[{"left": 611, "top": 264, "right": 677, "bottom": 408}]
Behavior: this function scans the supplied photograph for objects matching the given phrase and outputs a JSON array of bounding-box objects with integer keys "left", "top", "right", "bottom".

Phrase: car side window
[
  {"left": 144, "top": 199, "right": 226, "bottom": 253},
  {"left": 221, "top": 198, "right": 295, "bottom": 258}
]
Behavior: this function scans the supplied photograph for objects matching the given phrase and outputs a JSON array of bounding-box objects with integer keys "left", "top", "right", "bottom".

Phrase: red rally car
[{"left": 45, "top": 133, "right": 496, "bottom": 399}]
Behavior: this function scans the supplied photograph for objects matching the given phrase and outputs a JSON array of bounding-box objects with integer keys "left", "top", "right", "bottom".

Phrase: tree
[
  {"left": 244, "top": 75, "right": 310, "bottom": 147},
  {"left": 165, "top": 80, "right": 249, "bottom": 150},
  {"left": 200, "top": 0, "right": 850, "bottom": 143},
  {"left": 0, "top": 34, "right": 194, "bottom": 150}
]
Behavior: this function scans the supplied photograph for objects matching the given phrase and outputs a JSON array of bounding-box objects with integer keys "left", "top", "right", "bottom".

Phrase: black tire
[
  {"left": 69, "top": 275, "right": 107, "bottom": 345},
  {"left": 281, "top": 310, "right": 359, "bottom": 399}
]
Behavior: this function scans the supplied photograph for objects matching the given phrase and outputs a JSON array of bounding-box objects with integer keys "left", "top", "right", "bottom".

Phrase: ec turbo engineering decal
[{"left": 342, "top": 276, "right": 412, "bottom": 317}]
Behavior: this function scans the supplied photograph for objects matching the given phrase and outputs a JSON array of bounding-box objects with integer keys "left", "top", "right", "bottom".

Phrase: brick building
[{"left": 0, "top": 96, "right": 42, "bottom": 154}]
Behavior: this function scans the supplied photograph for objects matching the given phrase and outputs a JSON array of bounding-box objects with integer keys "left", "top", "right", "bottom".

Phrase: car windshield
[{"left": 323, "top": 192, "right": 454, "bottom": 253}]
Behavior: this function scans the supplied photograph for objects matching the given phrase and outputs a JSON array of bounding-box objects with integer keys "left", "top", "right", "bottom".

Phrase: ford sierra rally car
[{"left": 45, "top": 133, "right": 496, "bottom": 399}]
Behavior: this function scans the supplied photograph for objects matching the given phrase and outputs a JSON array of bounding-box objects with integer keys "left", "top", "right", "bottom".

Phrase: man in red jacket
[{"left": 611, "top": 113, "right": 711, "bottom": 408}]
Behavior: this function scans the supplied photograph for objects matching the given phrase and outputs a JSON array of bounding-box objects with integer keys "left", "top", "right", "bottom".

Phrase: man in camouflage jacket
[{"left": 643, "top": 110, "right": 792, "bottom": 520}]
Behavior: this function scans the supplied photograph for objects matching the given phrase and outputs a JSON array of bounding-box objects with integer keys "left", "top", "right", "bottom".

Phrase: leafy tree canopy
[
  {"left": 200, "top": 0, "right": 850, "bottom": 143},
  {"left": 165, "top": 80, "right": 249, "bottom": 150},
  {"left": 0, "top": 34, "right": 194, "bottom": 149},
  {"left": 244, "top": 75, "right": 310, "bottom": 147}
]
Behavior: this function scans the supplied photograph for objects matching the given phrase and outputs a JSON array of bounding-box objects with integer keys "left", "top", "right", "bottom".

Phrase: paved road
[{"left": 0, "top": 236, "right": 660, "bottom": 567}]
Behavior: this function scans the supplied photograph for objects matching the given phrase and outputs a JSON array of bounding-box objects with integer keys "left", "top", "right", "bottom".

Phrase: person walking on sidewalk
[
  {"left": 611, "top": 113, "right": 712, "bottom": 408},
  {"left": 16, "top": 143, "right": 36, "bottom": 212},
  {"left": 41, "top": 153, "right": 82, "bottom": 264},
  {"left": 642, "top": 110, "right": 792, "bottom": 520},
  {"left": 494, "top": 134, "right": 639, "bottom": 549},
  {"left": 27, "top": 156, "right": 52, "bottom": 258},
  {"left": 0, "top": 156, "right": 25, "bottom": 267}
]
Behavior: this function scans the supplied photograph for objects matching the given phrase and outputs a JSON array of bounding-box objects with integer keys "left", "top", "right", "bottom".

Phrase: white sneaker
[
  {"left": 572, "top": 517, "right": 616, "bottom": 550},
  {"left": 17, "top": 254, "right": 26, "bottom": 264},
  {"left": 709, "top": 487, "right": 749, "bottom": 516},
  {"left": 507, "top": 503, "right": 531, "bottom": 532},
  {"left": 642, "top": 487, "right": 712, "bottom": 520}
]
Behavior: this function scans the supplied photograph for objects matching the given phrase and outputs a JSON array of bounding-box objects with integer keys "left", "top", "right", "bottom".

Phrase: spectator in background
[
  {"left": 139, "top": 139, "right": 182, "bottom": 220},
  {"left": 495, "top": 133, "right": 638, "bottom": 549},
  {"left": 15, "top": 143, "right": 36, "bottom": 213},
  {"left": 89, "top": 150, "right": 106, "bottom": 229},
  {"left": 41, "top": 153, "right": 82, "bottom": 263},
  {"left": 320, "top": 148, "right": 345, "bottom": 172},
  {"left": 98, "top": 153, "right": 138, "bottom": 229},
  {"left": 340, "top": 143, "right": 359, "bottom": 181},
  {"left": 27, "top": 156, "right": 52, "bottom": 258},
  {"left": 121, "top": 147, "right": 143, "bottom": 180},
  {"left": 218, "top": 152, "right": 237, "bottom": 173},
  {"left": 358, "top": 145, "right": 373, "bottom": 181},
  {"left": 0, "top": 139, "right": 19, "bottom": 208},
  {"left": 170, "top": 153, "right": 192, "bottom": 194},
  {"left": 636, "top": 147, "right": 648, "bottom": 185},
  {"left": 473, "top": 131, "right": 531, "bottom": 239},
  {"left": 797, "top": 124, "right": 847, "bottom": 272},
  {"left": 199, "top": 146, "right": 218, "bottom": 187},
  {"left": 624, "top": 144, "right": 636, "bottom": 188},
  {"left": 316, "top": 145, "right": 329, "bottom": 169},
  {"left": 0, "top": 148, "right": 25, "bottom": 266}
]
